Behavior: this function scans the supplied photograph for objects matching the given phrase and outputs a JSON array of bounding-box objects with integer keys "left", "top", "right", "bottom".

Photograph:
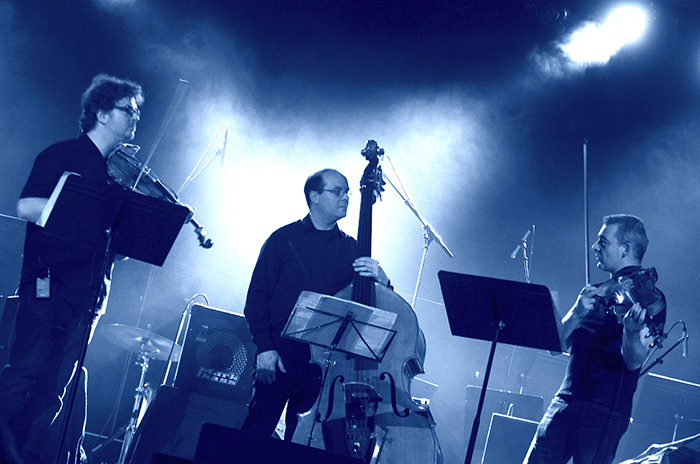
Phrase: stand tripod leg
[
  {"left": 89, "top": 425, "right": 127, "bottom": 455},
  {"left": 116, "top": 353, "right": 151, "bottom": 464}
]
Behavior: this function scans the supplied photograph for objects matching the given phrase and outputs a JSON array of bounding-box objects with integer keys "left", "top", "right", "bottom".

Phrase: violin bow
[
  {"left": 583, "top": 138, "right": 590, "bottom": 286},
  {"left": 133, "top": 79, "right": 190, "bottom": 191}
]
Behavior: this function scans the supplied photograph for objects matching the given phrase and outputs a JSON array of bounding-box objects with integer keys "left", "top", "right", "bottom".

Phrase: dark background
[{"left": 1, "top": 1, "right": 699, "bottom": 462}]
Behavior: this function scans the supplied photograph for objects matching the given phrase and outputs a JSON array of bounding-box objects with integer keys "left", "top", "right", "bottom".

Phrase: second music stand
[{"left": 437, "top": 270, "right": 563, "bottom": 464}]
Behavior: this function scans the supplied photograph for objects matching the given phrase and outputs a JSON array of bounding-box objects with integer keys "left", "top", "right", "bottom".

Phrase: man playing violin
[
  {"left": 241, "top": 168, "right": 391, "bottom": 441},
  {"left": 0, "top": 74, "right": 144, "bottom": 464},
  {"left": 524, "top": 214, "right": 666, "bottom": 464}
]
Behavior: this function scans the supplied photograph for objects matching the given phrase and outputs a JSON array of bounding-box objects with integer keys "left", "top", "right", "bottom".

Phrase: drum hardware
[{"left": 98, "top": 323, "right": 181, "bottom": 464}]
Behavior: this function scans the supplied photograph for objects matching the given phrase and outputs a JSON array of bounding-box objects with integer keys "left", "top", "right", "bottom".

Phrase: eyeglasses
[
  {"left": 321, "top": 188, "right": 351, "bottom": 197},
  {"left": 113, "top": 106, "right": 141, "bottom": 118}
]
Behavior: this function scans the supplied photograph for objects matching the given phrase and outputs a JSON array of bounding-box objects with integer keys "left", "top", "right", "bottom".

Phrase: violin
[
  {"left": 595, "top": 267, "right": 666, "bottom": 343},
  {"left": 106, "top": 143, "right": 213, "bottom": 248}
]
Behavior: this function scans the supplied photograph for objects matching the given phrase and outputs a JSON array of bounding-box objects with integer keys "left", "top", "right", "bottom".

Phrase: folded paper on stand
[
  {"left": 37, "top": 171, "right": 79, "bottom": 228},
  {"left": 283, "top": 291, "right": 397, "bottom": 361}
]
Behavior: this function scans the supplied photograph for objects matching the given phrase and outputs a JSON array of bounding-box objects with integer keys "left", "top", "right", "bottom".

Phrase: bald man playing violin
[
  {"left": 524, "top": 214, "right": 666, "bottom": 464},
  {"left": 0, "top": 74, "right": 143, "bottom": 464}
]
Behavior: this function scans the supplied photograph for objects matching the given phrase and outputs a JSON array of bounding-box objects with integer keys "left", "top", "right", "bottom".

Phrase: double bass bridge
[{"left": 343, "top": 381, "right": 381, "bottom": 461}]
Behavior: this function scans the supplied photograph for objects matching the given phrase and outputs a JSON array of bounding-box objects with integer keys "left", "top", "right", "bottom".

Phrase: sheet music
[
  {"left": 352, "top": 303, "right": 397, "bottom": 358},
  {"left": 37, "top": 171, "right": 79, "bottom": 227},
  {"left": 285, "top": 291, "right": 398, "bottom": 360},
  {"left": 284, "top": 292, "right": 323, "bottom": 336}
]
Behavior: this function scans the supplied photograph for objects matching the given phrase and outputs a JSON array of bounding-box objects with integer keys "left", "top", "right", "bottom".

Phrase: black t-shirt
[
  {"left": 557, "top": 266, "right": 667, "bottom": 416},
  {"left": 243, "top": 215, "right": 357, "bottom": 365},
  {"left": 19, "top": 133, "right": 113, "bottom": 313}
]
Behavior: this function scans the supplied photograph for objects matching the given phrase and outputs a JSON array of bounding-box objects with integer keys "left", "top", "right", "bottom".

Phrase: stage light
[
  {"left": 562, "top": 23, "right": 610, "bottom": 63},
  {"left": 561, "top": 4, "right": 648, "bottom": 64},
  {"left": 602, "top": 5, "right": 647, "bottom": 45}
]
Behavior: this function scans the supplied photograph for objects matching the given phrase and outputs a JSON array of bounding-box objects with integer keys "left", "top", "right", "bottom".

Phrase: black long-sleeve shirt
[
  {"left": 19, "top": 134, "right": 113, "bottom": 322},
  {"left": 557, "top": 265, "right": 666, "bottom": 416},
  {"left": 243, "top": 215, "right": 357, "bottom": 356}
]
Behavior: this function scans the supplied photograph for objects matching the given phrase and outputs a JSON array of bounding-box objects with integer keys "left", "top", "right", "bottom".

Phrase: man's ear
[
  {"left": 309, "top": 190, "right": 319, "bottom": 205},
  {"left": 620, "top": 242, "right": 632, "bottom": 259},
  {"left": 96, "top": 109, "right": 109, "bottom": 125}
]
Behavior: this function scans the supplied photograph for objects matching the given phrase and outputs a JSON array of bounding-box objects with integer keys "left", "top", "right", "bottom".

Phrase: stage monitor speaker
[
  {"left": 464, "top": 386, "right": 543, "bottom": 463},
  {"left": 174, "top": 304, "right": 256, "bottom": 403},
  {"left": 481, "top": 413, "right": 538, "bottom": 464},
  {"left": 127, "top": 386, "right": 249, "bottom": 463},
  {"left": 195, "top": 422, "right": 364, "bottom": 464}
]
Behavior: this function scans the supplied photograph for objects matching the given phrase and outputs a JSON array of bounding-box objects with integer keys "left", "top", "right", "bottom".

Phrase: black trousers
[
  {"left": 523, "top": 396, "right": 630, "bottom": 464},
  {"left": 0, "top": 290, "right": 96, "bottom": 464},
  {"left": 241, "top": 361, "right": 322, "bottom": 441}
]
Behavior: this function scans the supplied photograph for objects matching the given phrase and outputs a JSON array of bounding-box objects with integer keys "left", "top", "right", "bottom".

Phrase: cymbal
[{"left": 101, "top": 323, "right": 181, "bottom": 361}]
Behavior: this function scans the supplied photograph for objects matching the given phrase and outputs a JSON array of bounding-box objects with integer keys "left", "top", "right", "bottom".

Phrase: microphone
[
  {"left": 683, "top": 325, "right": 689, "bottom": 357},
  {"left": 510, "top": 228, "right": 532, "bottom": 259},
  {"left": 220, "top": 126, "right": 228, "bottom": 167},
  {"left": 510, "top": 245, "right": 521, "bottom": 259}
]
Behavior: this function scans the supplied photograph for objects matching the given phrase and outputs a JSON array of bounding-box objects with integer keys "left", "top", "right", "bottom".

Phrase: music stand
[
  {"left": 437, "top": 270, "right": 563, "bottom": 464},
  {"left": 40, "top": 172, "right": 191, "bottom": 266},
  {"left": 282, "top": 291, "right": 397, "bottom": 362},
  {"left": 40, "top": 172, "right": 190, "bottom": 464}
]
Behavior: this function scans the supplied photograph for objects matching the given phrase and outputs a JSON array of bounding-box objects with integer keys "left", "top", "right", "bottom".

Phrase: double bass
[{"left": 292, "top": 141, "right": 443, "bottom": 464}]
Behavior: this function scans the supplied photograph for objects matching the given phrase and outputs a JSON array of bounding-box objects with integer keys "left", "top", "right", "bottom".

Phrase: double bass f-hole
[{"left": 106, "top": 143, "right": 213, "bottom": 248}]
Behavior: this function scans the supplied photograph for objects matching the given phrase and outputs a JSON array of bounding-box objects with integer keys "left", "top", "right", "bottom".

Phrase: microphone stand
[
  {"left": 639, "top": 322, "right": 689, "bottom": 377},
  {"left": 382, "top": 155, "right": 453, "bottom": 308},
  {"left": 506, "top": 225, "right": 535, "bottom": 392},
  {"left": 176, "top": 122, "right": 228, "bottom": 196},
  {"left": 510, "top": 225, "right": 535, "bottom": 284}
]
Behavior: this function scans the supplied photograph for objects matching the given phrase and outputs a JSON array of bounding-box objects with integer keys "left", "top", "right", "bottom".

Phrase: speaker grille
[{"left": 175, "top": 304, "right": 255, "bottom": 403}]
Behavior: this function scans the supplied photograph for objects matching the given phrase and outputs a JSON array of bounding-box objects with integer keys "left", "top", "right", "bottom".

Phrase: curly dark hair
[{"left": 79, "top": 73, "right": 144, "bottom": 133}]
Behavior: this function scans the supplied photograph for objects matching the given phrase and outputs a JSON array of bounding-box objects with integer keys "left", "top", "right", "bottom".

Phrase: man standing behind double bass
[
  {"left": 241, "top": 168, "right": 391, "bottom": 441},
  {"left": 524, "top": 214, "right": 666, "bottom": 464},
  {"left": 0, "top": 74, "right": 144, "bottom": 464}
]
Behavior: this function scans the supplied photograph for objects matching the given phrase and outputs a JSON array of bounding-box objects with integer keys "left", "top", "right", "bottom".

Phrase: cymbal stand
[{"left": 116, "top": 347, "right": 154, "bottom": 464}]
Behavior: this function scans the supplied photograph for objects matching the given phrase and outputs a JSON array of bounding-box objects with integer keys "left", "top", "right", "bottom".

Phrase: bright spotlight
[
  {"left": 602, "top": 5, "right": 647, "bottom": 45},
  {"left": 563, "top": 23, "right": 611, "bottom": 64},
  {"left": 560, "top": 4, "right": 648, "bottom": 64}
]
